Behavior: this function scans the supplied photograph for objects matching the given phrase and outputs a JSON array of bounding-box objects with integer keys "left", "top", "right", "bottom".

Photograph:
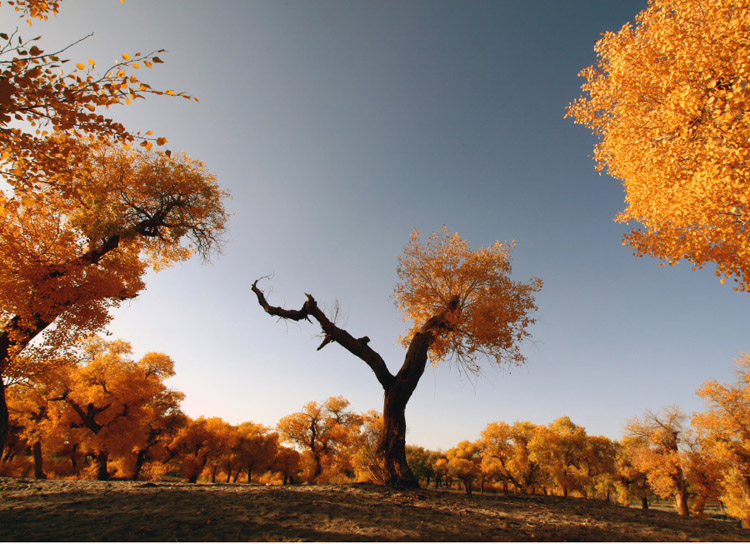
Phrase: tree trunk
[
  {"left": 95, "top": 451, "right": 109, "bottom": 481},
  {"left": 641, "top": 496, "right": 649, "bottom": 510},
  {"left": 132, "top": 449, "right": 147, "bottom": 481},
  {"left": 381, "top": 385, "right": 419, "bottom": 488},
  {"left": 247, "top": 465, "right": 253, "bottom": 483},
  {"left": 32, "top": 440, "right": 46, "bottom": 479},
  {"left": 675, "top": 488, "right": 690, "bottom": 517},
  {"left": 0, "top": 378, "right": 8, "bottom": 455},
  {"left": 313, "top": 454, "right": 323, "bottom": 480}
]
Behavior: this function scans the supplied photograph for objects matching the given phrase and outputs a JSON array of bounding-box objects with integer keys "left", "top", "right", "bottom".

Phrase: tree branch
[{"left": 251, "top": 278, "right": 394, "bottom": 389}]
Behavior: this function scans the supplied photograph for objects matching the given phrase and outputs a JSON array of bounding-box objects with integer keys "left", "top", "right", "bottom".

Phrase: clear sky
[{"left": 13, "top": 0, "right": 749, "bottom": 450}]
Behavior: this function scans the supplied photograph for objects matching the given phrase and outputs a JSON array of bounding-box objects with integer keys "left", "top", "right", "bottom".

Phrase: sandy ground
[{"left": 0, "top": 477, "right": 747, "bottom": 541}]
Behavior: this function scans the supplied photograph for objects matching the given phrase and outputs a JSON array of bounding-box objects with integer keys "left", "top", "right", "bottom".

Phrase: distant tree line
[{"left": 2, "top": 337, "right": 749, "bottom": 528}]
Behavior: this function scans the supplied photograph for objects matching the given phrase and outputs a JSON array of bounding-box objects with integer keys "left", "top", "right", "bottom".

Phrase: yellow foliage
[
  {"left": 0, "top": 140, "right": 227, "bottom": 376},
  {"left": 624, "top": 407, "right": 691, "bottom": 516},
  {"left": 394, "top": 227, "right": 541, "bottom": 372},
  {"left": 693, "top": 355, "right": 750, "bottom": 527},
  {"left": 567, "top": 0, "right": 750, "bottom": 290}
]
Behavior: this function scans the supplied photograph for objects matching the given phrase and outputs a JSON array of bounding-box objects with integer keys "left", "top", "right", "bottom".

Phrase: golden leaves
[
  {"left": 0, "top": 140, "right": 228, "bottom": 367},
  {"left": 567, "top": 0, "right": 750, "bottom": 291},
  {"left": 1, "top": 24, "right": 196, "bottom": 191},
  {"left": 393, "top": 227, "right": 541, "bottom": 371},
  {"left": 693, "top": 354, "right": 750, "bottom": 525}
]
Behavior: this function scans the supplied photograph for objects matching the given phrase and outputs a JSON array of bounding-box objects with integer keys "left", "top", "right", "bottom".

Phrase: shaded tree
[
  {"left": 253, "top": 228, "right": 541, "bottom": 487},
  {"left": 529, "top": 417, "right": 587, "bottom": 497},
  {"left": 277, "top": 396, "right": 360, "bottom": 482},
  {"left": 232, "top": 422, "right": 279, "bottom": 483},
  {"left": 615, "top": 436, "right": 652, "bottom": 510}
]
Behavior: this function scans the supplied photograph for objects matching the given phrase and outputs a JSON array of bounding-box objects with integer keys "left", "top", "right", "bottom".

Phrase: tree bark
[
  {"left": 32, "top": 440, "right": 46, "bottom": 479},
  {"left": 382, "top": 385, "right": 418, "bottom": 487},
  {"left": 641, "top": 496, "right": 649, "bottom": 510},
  {"left": 675, "top": 488, "right": 690, "bottom": 517},
  {"left": 132, "top": 449, "right": 147, "bottom": 481},
  {"left": 0, "top": 378, "right": 7, "bottom": 456},
  {"left": 95, "top": 451, "right": 109, "bottom": 481}
]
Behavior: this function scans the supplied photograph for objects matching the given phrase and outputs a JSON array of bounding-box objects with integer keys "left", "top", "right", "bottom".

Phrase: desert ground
[{"left": 0, "top": 477, "right": 747, "bottom": 542}]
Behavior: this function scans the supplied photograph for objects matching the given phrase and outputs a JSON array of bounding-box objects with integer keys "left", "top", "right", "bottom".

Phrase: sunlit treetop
[
  {"left": 567, "top": 0, "right": 750, "bottom": 291},
  {"left": 394, "top": 227, "right": 542, "bottom": 373}
]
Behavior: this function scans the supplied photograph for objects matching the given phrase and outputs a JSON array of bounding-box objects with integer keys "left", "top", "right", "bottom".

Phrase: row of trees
[
  {"left": 0, "top": 338, "right": 386, "bottom": 485},
  {"left": 411, "top": 355, "right": 750, "bottom": 529},
  {"left": 2, "top": 336, "right": 749, "bottom": 527}
]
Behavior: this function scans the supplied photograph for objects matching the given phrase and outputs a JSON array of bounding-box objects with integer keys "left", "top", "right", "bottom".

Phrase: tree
[
  {"left": 406, "top": 445, "right": 435, "bottom": 488},
  {"left": 0, "top": 0, "right": 226, "bottom": 454},
  {"left": 272, "top": 445, "right": 301, "bottom": 485},
  {"left": 4, "top": 359, "right": 74, "bottom": 479},
  {"left": 567, "top": 0, "right": 750, "bottom": 291},
  {"left": 0, "top": 141, "right": 227, "bottom": 452},
  {"left": 350, "top": 410, "right": 388, "bottom": 484},
  {"left": 277, "top": 396, "right": 360, "bottom": 482},
  {"left": 529, "top": 417, "right": 587, "bottom": 497},
  {"left": 252, "top": 228, "right": 541, "bottom": 487},
  {"left": 46, "top": 337, "right": 184, "bottom": 480},
  {"left": 445, "top": 440, "right": 482, "bottom": 495},
  {"left": 625, "top": 407, "right": 690, "bottom": 516},
  {"left": 578, "top": 434, "right": 618, "bottom": 501},
  {"left": 232, "top": 422, "right": 279, "bottom": 483},
  {"left": 693, "top": 354, "right": 750, "bottom": 528},
  {"left": 166, "top": 416, "right": 230, "bottom": 483},
  {"left": 480, "top": 421, "right": 544, "bottom": 494},
  {"left": 682, "top": 437, "right": 723, "bottom": 517},
  {"left": 615, "top": 436, "right": 653, "bottom": 510}
]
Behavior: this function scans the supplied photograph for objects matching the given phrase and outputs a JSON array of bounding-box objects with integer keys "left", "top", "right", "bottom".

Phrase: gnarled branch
[{"left": 251, "top": 278, "right": 394, "bottom": 389}]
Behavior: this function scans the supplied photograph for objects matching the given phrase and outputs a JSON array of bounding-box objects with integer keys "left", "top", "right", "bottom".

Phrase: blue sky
[{"left": 13, "top": 0, "right": 749, "bottom": 449}]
